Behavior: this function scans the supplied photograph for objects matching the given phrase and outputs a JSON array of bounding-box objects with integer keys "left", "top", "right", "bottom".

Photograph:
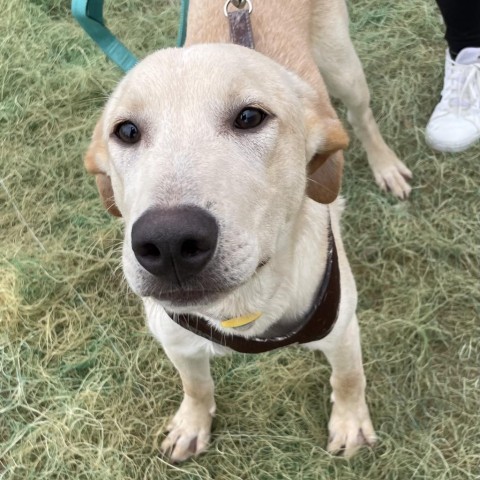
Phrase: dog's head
[{"left": 85, "top": 44, "right": 348, "bottom": 308}]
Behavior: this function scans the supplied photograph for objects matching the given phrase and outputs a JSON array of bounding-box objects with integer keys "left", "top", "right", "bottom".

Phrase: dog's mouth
[
  {"left": 144, "top": 258, "right": 270, "bottom": 306},
  {"left": 150, "top": 288, "right": 226, "bottom": 306}
]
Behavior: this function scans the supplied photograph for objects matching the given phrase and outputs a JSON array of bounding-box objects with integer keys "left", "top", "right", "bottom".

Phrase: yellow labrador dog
[{"left": 82, "top": 0, "right": 399, "bottom": 463}]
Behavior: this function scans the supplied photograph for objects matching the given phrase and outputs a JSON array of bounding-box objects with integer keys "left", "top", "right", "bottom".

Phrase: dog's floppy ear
[
  {"left": 84, "top": 116, "right": 122, "bottom": 217},
  {"left": 302, "top": 92, "right": 349, "bottom": 204},
  {"left": 306, "top": 119, "right": 348, "bottom": 204}
]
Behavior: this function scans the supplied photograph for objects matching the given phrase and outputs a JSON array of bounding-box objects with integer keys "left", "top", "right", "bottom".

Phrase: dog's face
[{"left": 85, "top": 45, "right": 347, "bottom": 308}]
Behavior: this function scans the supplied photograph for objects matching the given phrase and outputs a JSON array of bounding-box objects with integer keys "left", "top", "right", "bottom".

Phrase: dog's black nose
[{"left": 131, "top": 206, "right": 218, "bottom": 283}]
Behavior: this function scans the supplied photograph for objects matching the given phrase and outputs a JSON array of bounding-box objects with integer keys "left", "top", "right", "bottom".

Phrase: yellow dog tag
[{"left": 221, "top": 312, "right": 262, "bottom": 328}]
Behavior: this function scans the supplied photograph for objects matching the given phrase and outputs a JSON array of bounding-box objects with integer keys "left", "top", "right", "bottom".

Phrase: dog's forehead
[{"left": 110, "top": 45, "right": 302, "bottom": 114}]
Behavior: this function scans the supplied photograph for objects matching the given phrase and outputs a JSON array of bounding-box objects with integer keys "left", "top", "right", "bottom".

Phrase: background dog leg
[
  {"left": 312, "top": 1, "right": 412, "bottom": 199},
  {"left": 318, "top": 317, "right": 376, "bottom": 457},
  {"left": 160, "top": 348, "right": 216, "bottom": 463}
]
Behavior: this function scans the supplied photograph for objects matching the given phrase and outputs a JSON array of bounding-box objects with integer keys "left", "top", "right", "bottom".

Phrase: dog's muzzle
[{"left": 131, "top": 206, "right": 218, "bottom": 284}]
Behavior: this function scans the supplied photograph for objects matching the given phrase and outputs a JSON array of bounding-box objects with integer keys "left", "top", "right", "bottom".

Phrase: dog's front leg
[
  {"left": 313, "top": 316, "right": 376, "bottom": 457},
  {"left": 146, "top": 305, "right": 216, "bottom": 462},
  {"left": 160, "top": 344, "right": 216, "bottom": 462}
]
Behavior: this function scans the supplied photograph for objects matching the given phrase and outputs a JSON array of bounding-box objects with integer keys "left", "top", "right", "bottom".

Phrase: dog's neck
[{"left": 168, "top": 214, "right": 339, "bottom": 353}]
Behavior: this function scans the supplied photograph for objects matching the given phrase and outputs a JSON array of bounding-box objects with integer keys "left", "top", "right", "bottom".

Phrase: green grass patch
[{"left": 1, "top": 0, "right": 479, "bottom": 478}]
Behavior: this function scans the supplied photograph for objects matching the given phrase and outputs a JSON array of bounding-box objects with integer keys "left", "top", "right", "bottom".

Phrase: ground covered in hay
[{"left": 1, "top": 1, "right": 479, "bottom": 478}]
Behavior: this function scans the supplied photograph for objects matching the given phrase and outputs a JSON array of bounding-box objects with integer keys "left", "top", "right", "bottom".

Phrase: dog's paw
[
  {"left": 327, "top": 402, "right": 376, "bottom": 458},
  {"left": 161, "top": 397, "right": 215, "bottom": 463},
  {"left": 372, "top": 156, "right": 412, "bottom": 200}
]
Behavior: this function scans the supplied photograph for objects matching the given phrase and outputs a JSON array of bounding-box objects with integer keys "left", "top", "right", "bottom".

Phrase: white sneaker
[{"left": 426, "top": 47, "right": 480, "bottom": 152}]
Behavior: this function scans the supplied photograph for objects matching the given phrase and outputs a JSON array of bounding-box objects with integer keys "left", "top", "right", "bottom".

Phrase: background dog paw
[{"left": 372, "top": 155, "right": 413, "bottom": 200}]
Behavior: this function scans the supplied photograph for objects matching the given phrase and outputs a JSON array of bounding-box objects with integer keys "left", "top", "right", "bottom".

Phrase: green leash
[
  {"left": 177, "top": 0, "right": 190, "bottom": 48},
  {"left": 71, "top": 0, "right": 189, "bottom": 72}
]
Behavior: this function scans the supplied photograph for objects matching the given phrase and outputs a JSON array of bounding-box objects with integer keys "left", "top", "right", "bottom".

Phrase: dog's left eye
[{"left": 234, "top": 108, "right": 267, "bottom": 130}]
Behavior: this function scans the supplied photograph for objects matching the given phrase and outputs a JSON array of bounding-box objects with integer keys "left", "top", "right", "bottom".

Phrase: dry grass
[{"left": 1, "top": 1, "right": 479, "bottom": 478}]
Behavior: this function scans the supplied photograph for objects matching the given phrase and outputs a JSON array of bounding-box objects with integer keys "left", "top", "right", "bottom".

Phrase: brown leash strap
[
  {"left": 168, "top": 222, "right": 340, "bottom": 354},
  {"left": 226, "top": 1, "right": 255, "bottom": 49}
]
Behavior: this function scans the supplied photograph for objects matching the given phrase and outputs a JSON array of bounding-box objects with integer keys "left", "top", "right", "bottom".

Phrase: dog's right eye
[{"left": 114, "top": 121, "right": 141, "bottom": 144}]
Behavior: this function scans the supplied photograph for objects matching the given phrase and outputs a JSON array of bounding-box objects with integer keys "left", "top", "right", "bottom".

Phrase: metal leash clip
[
  {"left": 223, "top": 0, "right": 254, "bottom": 48},
  {"left": 224, "top": 0, "right": 253, "bottom": 17}
]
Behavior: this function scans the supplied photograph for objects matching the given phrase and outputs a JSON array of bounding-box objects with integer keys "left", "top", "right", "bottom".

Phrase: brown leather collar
[{"left": 167, "top": 223, "right": 340, "bottom": 354}]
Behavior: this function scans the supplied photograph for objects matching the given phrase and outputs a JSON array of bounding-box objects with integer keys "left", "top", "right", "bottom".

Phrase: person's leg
[
  {"left": 436, "top": 0, "right": 480, "bottom": 59},
  {"left": 426, "top": 0, "right": 480, "bottom": 152}
]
